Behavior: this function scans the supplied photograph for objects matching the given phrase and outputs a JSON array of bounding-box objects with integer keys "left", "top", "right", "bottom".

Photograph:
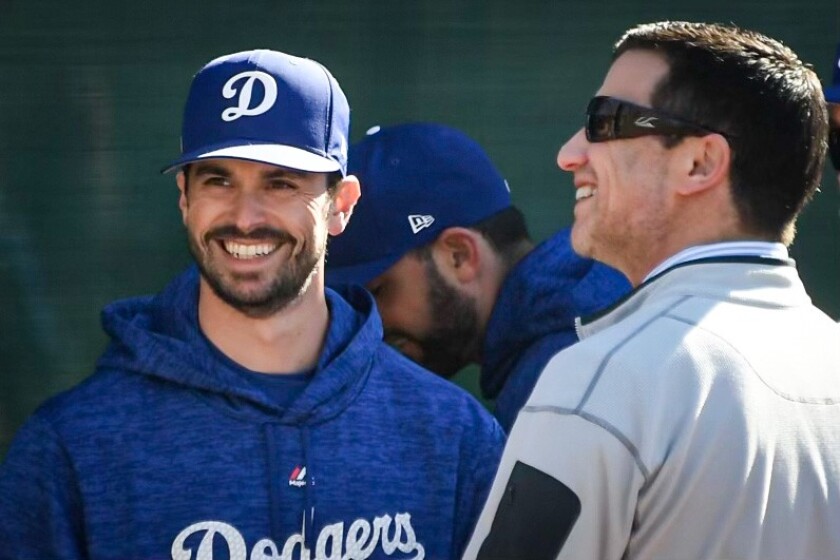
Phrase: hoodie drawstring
[
  {"left": 301, "top": 424, "right": 316, "bottom": 553},
  {"left": 264, "top": 423, "right": 283, "bottom": 541}
]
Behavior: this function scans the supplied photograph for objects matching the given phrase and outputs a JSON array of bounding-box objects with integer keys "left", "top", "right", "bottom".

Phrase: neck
[
  {"left": 626, "top": 188, "right": 751, "bottom": 286},
  {"left": 197, "top": 278, "right": 330, "bottom": 374},
  {"left": 473, "top": 240, "right": 534, "bottom": 362}
]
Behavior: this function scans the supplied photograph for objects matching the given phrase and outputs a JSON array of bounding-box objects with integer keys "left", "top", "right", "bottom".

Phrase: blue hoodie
[
  {"left": 0, "top": 267, "right": 504, "bottom": 560},
  {"left": 481, "top": 228, "right": 630, "bottom": 431}
]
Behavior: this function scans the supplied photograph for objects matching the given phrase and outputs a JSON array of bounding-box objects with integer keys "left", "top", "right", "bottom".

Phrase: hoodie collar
[
  {"left": 576, "top": 256, "right": 801, "bottom": 339},
  {"left": 96, "top": 266, "right": 382, "bottom": 425},
  {"left": 480, "top": 228, "right": 629, "bottom": 398}
]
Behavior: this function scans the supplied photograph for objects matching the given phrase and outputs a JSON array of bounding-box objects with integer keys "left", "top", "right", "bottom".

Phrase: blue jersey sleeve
[{"left": 0, "top": 415, "right": 86, "bottom": 560}]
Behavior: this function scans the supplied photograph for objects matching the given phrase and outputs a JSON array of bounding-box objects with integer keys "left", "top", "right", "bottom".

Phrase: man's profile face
[
  {"left": 555, "top": 49, "right": 676, "bottom": 285},
  {"left": 366, "top": 251, "right": 479, "bottom": 378},
  {"left": 177, "top": 158, "right": 333, "bottom": 317}
]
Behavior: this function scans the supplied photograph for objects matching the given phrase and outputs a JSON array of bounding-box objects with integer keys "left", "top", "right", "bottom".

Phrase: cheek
[
  {"left": 376, "top": 289, "right": 432, "bottom": 334},
  {"left": 183, "top": 198, "right": 224, "bottom": 229}
]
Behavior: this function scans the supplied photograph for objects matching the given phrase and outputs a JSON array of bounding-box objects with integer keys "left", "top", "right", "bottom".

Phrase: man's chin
[
  {"left": 569, "top": 228, "right": 594, "bottom": 259},
  {"left": 419, "top": 355, "right": 467, "bottom": 380},
  {"left": 215, "top": 289, "right": 300, "bottom": 318},
  {"left": 202, "top": 272, "right": 306, "bottom": 318}
]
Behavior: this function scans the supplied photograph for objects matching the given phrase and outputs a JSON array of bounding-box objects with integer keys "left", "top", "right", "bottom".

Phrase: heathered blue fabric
[
  {"left": 481, "top": 228, "right": 630, "bottom": 432},
  {"left": 0, "top": 266, "right": 504, "bottom": 560}
]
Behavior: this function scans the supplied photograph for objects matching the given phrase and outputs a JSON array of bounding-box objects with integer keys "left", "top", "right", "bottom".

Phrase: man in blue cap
[
  {"left": 826, "top": 43, "right": 840, "bottom": 187},
  {"left": 325, "top": 123, "right": 629, "bottom": 432},
  {"left": 0, "top": 51, "right": 503, "bottom": 559}
]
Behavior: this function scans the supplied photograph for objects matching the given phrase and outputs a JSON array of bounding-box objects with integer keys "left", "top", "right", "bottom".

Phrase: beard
[
  {"left": 413, "top": 258, "right": 480, "bottom": 378},
  {"left": 188, "top": 224, "right": 324, "bottom": 318}
]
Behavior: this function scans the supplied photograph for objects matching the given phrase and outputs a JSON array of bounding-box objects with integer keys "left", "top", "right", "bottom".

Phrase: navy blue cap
[
  {"left": 325, "top": 123, "right": 512, "bottom": 286},
  {"left": 826, "top": 43, "right": 840, "bottom": 103},
  {"left": 163, "top": 49, "right": 349, "bottom": 175}
]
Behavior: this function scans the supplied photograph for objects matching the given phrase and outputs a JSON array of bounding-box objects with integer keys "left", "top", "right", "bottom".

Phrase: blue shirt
[{"left": 0, "top": 266, "right": 505, "bottom": 560}]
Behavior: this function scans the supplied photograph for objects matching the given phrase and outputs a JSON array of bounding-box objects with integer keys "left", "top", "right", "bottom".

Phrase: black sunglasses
[
  {"left": 829, "top": 128, "right": 840, "bottom": 171},
  {"left": 585, "top": 96, "right": 725, "bottom": 143}
]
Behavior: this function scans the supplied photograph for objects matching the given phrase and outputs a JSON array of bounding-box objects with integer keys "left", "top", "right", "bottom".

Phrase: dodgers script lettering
[{"left": 171, "top": 513, "right": 425, "bottom": 560}]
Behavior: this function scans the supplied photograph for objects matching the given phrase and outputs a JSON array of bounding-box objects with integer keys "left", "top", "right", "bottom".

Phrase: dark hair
[
  {"left": 614, "top": 21, "right": 828, "bottom": 243},
  {"left": 412, "top": 206, "right": 532, "bottom": 267},
  {"left": 326, "top": 171, "right": 343, "bottom": 192}
]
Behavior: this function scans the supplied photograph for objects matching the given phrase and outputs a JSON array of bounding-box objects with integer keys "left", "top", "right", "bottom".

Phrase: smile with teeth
[
  {"left": 222, "top": 240, "right": 279, "bottom": 260},
  {"left": 576, "top": 186, "right": 597, "bottom": 201}
]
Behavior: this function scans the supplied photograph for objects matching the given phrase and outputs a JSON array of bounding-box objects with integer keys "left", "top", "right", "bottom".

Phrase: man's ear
[
  {"left": 176, "top": 171, "right": 189, "bottom": 225},
  {"left": 328, "top": 174, "right": 361, "bottom": 236},
  {"left": 677, "top": 133, "right": 731, "bottom": 197},
  {"left": 432, "top": 227, "right": 483, "bottom": 284}
]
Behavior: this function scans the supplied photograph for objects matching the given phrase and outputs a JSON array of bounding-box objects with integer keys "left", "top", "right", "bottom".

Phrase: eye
[
  {"left": 202, "top": 176, "right": 232, "bottom": 188},
  {"left": 383, "top": 331, "right": 409, "bottom": 352},
  {"left": 589, "top": 114, "right": 613, "bottom": 139},
  {"left": 268, "top": 179, "right": 297, "bottom": 191}
]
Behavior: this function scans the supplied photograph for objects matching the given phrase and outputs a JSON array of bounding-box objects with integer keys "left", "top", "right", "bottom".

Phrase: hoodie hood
[
  {"left": 96, "top": 266, "right": 381, "bottom": 426},
  {"left": 481, "top": 228, "right": 630, "bottom": 399}
]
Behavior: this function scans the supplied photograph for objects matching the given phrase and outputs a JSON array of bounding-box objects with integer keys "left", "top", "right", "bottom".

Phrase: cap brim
[
  {"left": 161, "top": 144, "right": 342, "bottom": 174},
  {"left": 325, "top": 251, "right": 404, "bottom": 288},
  {"left": 827, "top": 85, "right": 840, "bottom": 104}
]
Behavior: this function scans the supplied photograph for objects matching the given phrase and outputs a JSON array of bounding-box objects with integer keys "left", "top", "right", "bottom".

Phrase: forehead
[{"left": 597, "top": 49, "right": 671, "bottom": 106}]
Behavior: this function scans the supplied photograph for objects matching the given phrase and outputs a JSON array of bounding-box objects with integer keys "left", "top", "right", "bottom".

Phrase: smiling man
[
  {"left": 463, "top": 22, "right": 840, "bottom": 560},
  {"left": 0, "top": 49, "right": 504, "bottom": 560}
]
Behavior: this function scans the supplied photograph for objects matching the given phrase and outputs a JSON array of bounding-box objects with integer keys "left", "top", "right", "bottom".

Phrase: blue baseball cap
[
  {"left": 162, "top": 49, "right": 349, "bottom": 175},
  {"left": 325, "top": 123, "right": 512, "bottom": 286},
  {"left": 826, "top": 43, "right": 840, "bottom": 103}
]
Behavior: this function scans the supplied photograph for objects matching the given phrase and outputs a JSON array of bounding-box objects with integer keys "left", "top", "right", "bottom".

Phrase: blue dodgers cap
[
  {"left": 826, "top": 43, "right": 840, "bottom": 103},
  {"left": 325, "top": 123, "right": 512, "bottom": 286},
  {"left": 162, "top": 49, "right": 349, "bottom": 174}
]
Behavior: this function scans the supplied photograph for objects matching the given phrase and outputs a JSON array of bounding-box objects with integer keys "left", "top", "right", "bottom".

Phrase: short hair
[
  {"left": 412, "top": 206, "right": 532, "bottom": 266},
  {"left": 614, "top": 21, "right": 828, "bottom": 244}
]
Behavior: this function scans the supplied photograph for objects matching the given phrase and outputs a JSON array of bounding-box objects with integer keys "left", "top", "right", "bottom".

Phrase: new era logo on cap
[
  {"left": 325, "top": 123, "right": 513, "bottom": 287},
  {"left": 163, "top": 49, "right": 350, "bottom": 175},
  {"left": 408, "top": 214, "right": 435, "bottom": 234}
]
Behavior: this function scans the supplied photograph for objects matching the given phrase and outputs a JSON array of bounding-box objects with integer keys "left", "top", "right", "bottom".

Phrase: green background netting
[{"left": 2, "top": 0, "right": 838, "bottom": 457}]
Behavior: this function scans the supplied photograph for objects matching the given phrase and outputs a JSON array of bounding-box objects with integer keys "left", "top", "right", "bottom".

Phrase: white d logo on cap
[{"left": 221, "top": 71, "right": 278, "bottom": 122}]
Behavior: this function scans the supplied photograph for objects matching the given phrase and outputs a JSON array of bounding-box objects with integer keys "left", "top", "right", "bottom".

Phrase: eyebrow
[
  {"left": 192, "top": 163, "right": 233, "bottom": 178},
  {"left": 191, "top": 162, "right": 310, "bottom": 181}
]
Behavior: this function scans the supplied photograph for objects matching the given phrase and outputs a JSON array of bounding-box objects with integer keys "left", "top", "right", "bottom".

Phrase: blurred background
[{"left": 2, "top": 0, "right": 839, "bottom": 458}]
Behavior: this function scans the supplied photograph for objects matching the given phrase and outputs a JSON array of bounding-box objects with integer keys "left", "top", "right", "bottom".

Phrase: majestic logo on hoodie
[
  {"left": 289, "top": 465, "right": 307, "bottom": 487},
  {"left": 171, "top": 513, "right": 425, "bottom": 560}
]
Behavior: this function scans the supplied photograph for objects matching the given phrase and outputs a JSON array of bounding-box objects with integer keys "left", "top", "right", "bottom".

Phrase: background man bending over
[
  {"left": 464, "top": 21, "right": 840, "bottom": 560},
  {"left": 326, "top": 123, "right": 629, "bottom": 432}
]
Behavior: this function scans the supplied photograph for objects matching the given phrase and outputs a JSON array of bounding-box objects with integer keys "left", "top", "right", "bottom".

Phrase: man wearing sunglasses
[{"left": 463, "top": 21, "right": 840, "bottom": 560}]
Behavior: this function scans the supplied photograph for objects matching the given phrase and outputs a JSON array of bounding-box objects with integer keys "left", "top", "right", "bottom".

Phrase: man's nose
[{"left": 556, "top": 128, "right": 589, "bottom": 172}]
